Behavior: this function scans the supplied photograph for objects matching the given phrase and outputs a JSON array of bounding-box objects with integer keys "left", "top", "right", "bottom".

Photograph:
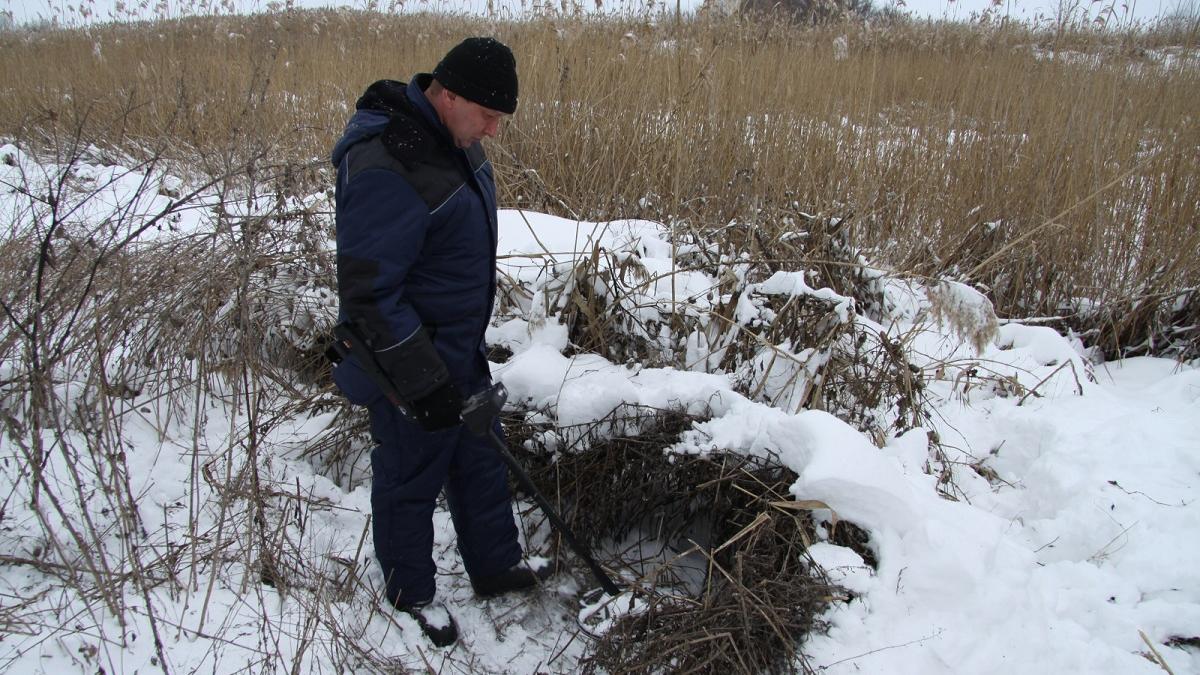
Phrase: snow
[
  {"left": 1, "top": 148, "right": 1198, "bottom": 674},
  {"left": 1033, "top": 46, "right": 1200, "bottom": 74}
]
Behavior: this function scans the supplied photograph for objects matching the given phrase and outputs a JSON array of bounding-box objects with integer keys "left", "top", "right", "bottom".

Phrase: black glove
[
  {"left": 339, "top": 321, "right": 462, "bottom": 429},
  {"left": 409, "top": 381, "right": 463, "bottom": 431}
]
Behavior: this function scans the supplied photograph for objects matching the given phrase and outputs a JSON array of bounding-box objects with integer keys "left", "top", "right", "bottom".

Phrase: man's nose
[{"left": 483, "top": 118, "right": 499, "bottom": 138}]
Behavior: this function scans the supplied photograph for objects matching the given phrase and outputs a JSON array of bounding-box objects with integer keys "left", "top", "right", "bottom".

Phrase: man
[{"left": 329, "top": 37, "right": 552, "bottom": 648}]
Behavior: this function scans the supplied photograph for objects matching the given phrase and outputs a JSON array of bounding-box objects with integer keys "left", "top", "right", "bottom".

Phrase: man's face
[{"left": 442, "top": 91, "right": 507, "bottom": 149}]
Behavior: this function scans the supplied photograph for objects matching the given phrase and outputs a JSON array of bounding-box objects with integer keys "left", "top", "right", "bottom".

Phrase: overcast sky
[{"left": 4, "top": 0, "right": 1188, "bottom": 27}]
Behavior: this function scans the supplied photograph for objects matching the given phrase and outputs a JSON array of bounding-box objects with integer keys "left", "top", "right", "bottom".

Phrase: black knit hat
[{"left": 432, "top": 37, "right": 518, "bottom": 115}]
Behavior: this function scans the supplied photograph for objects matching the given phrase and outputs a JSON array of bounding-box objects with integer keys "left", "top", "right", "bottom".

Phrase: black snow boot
[
  {"left": 394, "top": 599, "right": 458, "bottom": 648},
  {"left": 471, "top": 557, "right": 557, "bottom": 598}
]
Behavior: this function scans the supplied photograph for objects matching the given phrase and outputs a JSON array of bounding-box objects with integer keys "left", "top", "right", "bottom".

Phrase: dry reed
[{"left": 1, "top": 10, "right": 1197, "bottom": 359}]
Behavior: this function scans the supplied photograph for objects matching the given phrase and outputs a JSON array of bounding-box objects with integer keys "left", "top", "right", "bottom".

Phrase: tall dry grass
[{"left": 0, "top": 9, "right": 1197, "bottom": 354}]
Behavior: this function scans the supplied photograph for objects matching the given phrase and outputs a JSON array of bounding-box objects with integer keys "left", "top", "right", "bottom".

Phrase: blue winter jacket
[{"left": 331, "top": 76, "right": 499, "bottom": 404}]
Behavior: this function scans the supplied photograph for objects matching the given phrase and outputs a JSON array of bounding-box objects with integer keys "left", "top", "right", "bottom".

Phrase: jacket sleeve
[{"left": 336, "top": 165, "right": 451, "bottom": 401}]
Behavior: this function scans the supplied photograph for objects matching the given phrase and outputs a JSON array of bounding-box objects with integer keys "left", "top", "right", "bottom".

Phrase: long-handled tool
[
  {"left": 462, "top": 383, "right": 621, "bottom": 596},
  {"left": 330, "top": 322, "right": 621, "bottom": 596}
]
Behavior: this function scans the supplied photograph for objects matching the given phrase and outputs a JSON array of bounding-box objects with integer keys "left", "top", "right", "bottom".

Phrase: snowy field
[{"left": 0, "top": 144, "right": 1197, "bottom": 673}]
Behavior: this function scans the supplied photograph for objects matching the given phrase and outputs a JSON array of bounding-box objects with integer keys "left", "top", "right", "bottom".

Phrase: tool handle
[{"left": 486, "top": 428, "right": 622, "bottom": 596}]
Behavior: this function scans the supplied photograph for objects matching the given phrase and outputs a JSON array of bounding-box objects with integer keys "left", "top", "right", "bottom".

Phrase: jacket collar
[
  {"left": 354, "top": 79, "right": 408, "bottom": 113},
  {"left": 407, "top": 74, "right": 456, "bottom": 148}
]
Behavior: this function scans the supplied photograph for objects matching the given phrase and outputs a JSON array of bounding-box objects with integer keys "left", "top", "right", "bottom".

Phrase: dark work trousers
[{"left": 366, "top": 394, "right": 522, "bottom": 607}]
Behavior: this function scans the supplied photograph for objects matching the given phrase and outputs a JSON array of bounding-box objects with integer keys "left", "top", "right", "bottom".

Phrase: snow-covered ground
[{"left": 0, "top": 146, "right": 1197, "bottom": 674}]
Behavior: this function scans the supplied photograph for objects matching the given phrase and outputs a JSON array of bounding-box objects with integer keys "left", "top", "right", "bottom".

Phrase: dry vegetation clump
[
  {"left": 1076, "top": 286, "right": 1200, "bottom": 361},
  {"left": 508, "top": 404, "right": 849, "bottom": 675},
  {"left": 509, "top": 404, "right": 711, "bottom": 544},
  {"left": 580, "top": 504, "right": 833, "bottom": 675},
  {"left": 508, "top": 207, "right": 930, "bottom": 439},
  {"left": 715, "top": 210, "right": 935, "bottom": 436}
]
